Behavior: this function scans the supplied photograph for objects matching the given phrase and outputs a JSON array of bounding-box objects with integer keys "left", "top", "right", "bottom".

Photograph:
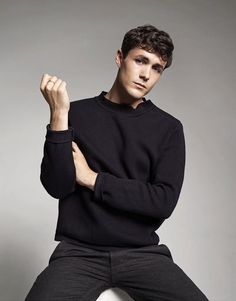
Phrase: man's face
[{"left": 116, "top": 47, "right": 167, "bottom": 100}]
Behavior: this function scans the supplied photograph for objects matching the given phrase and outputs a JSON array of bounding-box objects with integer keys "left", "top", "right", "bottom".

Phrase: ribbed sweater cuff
[
  {"left": 45, "top": 124, "right": 74, "bottom": 143},
  {"left": 93, "top": 172, "right": 107, "bottom": 201}
]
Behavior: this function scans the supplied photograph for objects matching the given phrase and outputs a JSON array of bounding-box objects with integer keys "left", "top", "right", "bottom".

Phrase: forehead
[{"left": 126, "top": 47, "right": 167, "bottom": 67}]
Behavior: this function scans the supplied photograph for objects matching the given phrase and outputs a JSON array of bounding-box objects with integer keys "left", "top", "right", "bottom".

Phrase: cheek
[
  {"left": 149, "top": 76, "right": 160, "bottom": 89},
  {"left": 152, "top": 72, "right": 161, "bottom": 83},
  {"left": 125, "top": 61, "right": 139, "bottom": 76},
  {"left": 120, "top": 66, "right": 135, "bottom": 82}
]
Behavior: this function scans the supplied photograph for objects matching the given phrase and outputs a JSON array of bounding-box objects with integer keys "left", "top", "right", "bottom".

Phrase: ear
[{"left": 115, "top": 49, "right": 123, "bottom": 68}]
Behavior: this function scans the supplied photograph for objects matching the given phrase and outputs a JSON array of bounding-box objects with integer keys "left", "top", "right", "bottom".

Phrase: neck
[{"left": 105, "top": 79, "right": 144, "bottom": 109}]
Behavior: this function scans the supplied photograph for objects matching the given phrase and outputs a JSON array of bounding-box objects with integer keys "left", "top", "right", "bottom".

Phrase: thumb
[{"left": 72, "top": 141, "right": 78, "bottom": 150}]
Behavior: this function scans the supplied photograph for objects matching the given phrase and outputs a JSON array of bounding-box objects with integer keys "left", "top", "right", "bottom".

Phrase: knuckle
[{"left": 58, "top": 87, "right": 64, "bottom": 93}]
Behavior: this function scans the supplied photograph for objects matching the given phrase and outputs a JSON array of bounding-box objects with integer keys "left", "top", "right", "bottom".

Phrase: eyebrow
[{"left": 135, "top": 55, "right": 165, "bottom": 71}]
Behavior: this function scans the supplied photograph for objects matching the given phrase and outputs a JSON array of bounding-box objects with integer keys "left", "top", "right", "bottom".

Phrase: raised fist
[{"left": 40, "top": 73, "right": 70, "bottom": 113}]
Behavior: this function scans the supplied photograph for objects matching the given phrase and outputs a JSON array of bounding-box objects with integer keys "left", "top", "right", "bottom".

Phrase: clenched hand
[{"left": 40, "top": 73, "right": 70, "bottom": 113}]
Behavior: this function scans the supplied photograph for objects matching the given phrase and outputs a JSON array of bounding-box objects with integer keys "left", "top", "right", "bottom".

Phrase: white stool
[{"left": 96, "top": 287, "right": 135, "bottom": 301}]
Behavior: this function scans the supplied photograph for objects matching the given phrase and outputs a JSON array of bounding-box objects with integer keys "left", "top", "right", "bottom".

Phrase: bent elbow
[{"left": 40, "top": 172, "right": 76, "bottom": 199}]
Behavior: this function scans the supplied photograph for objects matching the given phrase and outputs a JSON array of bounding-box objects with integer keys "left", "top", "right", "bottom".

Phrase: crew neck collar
[{"left": 95, "top": 91, "right": 155, "bottom": 116}]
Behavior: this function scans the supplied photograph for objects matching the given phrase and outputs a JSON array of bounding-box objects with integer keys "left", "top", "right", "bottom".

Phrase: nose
[{"left": 139, "top": 66, "right": 151, "bottom": 82}]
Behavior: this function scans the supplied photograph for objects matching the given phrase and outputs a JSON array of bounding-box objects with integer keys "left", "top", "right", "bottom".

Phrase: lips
[{"left": 134, "top": 82, "right": 146, "bottom": 89}]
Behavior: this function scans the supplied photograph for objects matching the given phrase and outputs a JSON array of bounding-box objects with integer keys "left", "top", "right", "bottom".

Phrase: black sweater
[{"left": 40, "top": 91, "right": 186, "bottom": 250}]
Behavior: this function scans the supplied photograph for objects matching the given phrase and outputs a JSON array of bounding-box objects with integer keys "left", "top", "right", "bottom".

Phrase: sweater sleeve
[
  {"left": 93, "top": 122, "right": 186, "bottom": 220},
  {"left": 40, "top": 124, "right": 77, "bottom": 199}
]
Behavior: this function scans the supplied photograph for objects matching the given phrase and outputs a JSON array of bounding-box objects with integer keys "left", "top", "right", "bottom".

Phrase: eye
[
  {"left": 134, "top": 58, "right": 143, "bottom": 64},
  {"left": 153, "top": 66, "right": 163, "bottom": 74}
]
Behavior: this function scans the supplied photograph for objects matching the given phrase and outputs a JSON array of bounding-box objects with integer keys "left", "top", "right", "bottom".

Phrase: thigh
[
  {"left": 114, "top": 244, "right": 209, "bottom": 301},
  {"left": 24, "top": 241, "right": 111, "bottom": 301}
]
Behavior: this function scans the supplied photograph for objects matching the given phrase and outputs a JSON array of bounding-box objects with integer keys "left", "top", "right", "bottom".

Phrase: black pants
[{"left": 24, "top": 240, "right": 209, "bottom": 301}]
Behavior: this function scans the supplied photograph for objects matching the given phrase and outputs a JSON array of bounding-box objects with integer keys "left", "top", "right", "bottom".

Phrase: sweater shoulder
[
  {"left": 151, "top": 104, "right": 184, "bottom": 130},
  {"left": 68, "top": 95, "right": 99, "bottom": 117},
  {"left": 70, "top": 95, "right": 97, "bottom": 108}
]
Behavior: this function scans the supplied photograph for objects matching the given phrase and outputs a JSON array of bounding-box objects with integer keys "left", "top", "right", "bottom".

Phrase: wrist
[
  {"left": 50, "top": 111, "right": 68, "bottom": 130},
  {"left": 50, "top": 108, "right": 69, "bottom": 115},
  {"left": 85, "top": 171, "right": 98, "bottom": 191}
]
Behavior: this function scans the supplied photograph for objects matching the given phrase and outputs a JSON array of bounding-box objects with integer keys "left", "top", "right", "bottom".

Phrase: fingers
[
  {"left": 40, "top": 73, "right": 66, "bottom": 102},
  {"left": 40, "top": 73, "right": 52, "bottom": 93},
  {"left": 58, "top": 80, "right": 67, "bottom": 93},
  {"left": 53, "top": 78, "right": 63, "bottom": 91},
  {"left": 72, "top": 141, "right": 77, "bottom": 151},
  {"left": 72, "top": 141, "right": 83, "bottom": 155},
  {"left": 51, "top": 78, "right": 62, "bottom": 98},
  {"left": 52, "top": 80, "right": 67, "bottom": 97},
  {"left": 45, "top": 75, "right": 58, "bottom": 92},
  {"left": 40, "top": 73, "right": 67, "bottom": 95}
]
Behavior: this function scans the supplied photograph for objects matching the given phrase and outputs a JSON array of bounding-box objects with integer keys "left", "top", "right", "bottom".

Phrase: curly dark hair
[{"left": 121, "top": 24, "right": 174, "bottom": 69}]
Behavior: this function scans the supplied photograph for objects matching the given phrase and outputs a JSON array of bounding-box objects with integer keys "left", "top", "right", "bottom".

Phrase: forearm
[
  {"left": 83, "top": 171, "right": 99, "bottom": 191},
  {"left": 93, "top": 171, "right": 184, "bottom": 219},
  {"left": 40, "top": 123, "right": 77, "bottom": 199},
  {"left": 92, "top": 122, "right": 185, "bottom": 220}
]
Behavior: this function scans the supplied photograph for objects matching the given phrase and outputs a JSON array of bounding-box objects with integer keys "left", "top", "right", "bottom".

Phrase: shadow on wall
[{"left": 97, "top": 288, "right": 134, "bottom": 301}]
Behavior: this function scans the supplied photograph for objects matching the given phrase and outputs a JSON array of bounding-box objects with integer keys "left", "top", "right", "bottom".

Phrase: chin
[{"left": 125, "top": 86, "right": 145, "bottom": 100}]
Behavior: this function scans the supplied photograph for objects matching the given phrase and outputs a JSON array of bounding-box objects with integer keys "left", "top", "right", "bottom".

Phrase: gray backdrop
[{"left": 0, "top": 0, "right": 235, "bottom": 300}]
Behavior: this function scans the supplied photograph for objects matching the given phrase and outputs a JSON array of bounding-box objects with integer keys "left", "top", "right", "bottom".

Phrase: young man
[{"left": 25, "top": 25, "right": 209, "bottom": 301}]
